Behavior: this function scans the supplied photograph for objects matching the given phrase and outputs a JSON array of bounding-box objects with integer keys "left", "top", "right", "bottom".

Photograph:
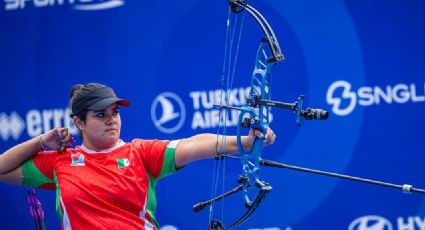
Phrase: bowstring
[
  {"left": 208, "top": 7, "right": 232, "bottom": 224},
  {"left": 209, "top": 3, "right": 245, "bottom": 226}
]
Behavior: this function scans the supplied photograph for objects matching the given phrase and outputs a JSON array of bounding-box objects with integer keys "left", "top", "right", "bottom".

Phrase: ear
[{"left": 73, "top": 117, "right": 85, "bottom": 131}]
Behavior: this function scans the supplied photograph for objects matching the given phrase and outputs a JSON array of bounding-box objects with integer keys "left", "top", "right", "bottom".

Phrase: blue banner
[{"left": 0, "top": 0, "right": 424, "bottom": 229}]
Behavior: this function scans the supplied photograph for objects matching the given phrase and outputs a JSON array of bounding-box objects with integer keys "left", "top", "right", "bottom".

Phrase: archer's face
[{"left": 78, "top": 103, "right": 122, "bottom": 150}]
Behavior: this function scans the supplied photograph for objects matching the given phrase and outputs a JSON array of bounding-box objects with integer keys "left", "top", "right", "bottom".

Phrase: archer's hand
[
  {"left": 40, "top": 127, "right": 74, "bottom": 152},
  {"left": 248, "top": 127, "right": 276, "bottom": 147}
]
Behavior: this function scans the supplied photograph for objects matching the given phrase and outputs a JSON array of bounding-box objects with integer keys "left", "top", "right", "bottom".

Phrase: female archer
[{"left": 0, "top": 82, "right": 275, "bottom": 229}]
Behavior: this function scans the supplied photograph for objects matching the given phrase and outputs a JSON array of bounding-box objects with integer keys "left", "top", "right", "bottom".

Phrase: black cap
[{"left": 70, "top": 86, "right": 129, "bottom": 118}]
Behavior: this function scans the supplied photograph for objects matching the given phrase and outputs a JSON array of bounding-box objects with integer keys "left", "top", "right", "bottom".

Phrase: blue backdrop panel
[{"left": 0, "top": 0, "right": 424, "bottom": 229}]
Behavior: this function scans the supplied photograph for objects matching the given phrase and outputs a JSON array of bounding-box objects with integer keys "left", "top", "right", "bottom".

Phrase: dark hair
[{"left": 69, "top": 83, "right": 107, "bottom": 140}]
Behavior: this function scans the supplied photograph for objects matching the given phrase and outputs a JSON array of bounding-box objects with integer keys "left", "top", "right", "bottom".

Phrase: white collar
[{"left": 81, "top": 139, "right": 125, "bottom": 154}]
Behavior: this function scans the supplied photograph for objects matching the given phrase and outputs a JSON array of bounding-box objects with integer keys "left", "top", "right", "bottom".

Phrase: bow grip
[{"left": 251, "top": 135, "right": 265, "bottom": 155}]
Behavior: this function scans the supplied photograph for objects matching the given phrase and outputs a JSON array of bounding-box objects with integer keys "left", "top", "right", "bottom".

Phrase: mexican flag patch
[{"left": 117, "top": 158, "right": 130, "bottom": 169}]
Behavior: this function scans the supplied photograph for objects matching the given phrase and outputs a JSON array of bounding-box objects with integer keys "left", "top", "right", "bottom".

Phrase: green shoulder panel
[
  {"left": 158, "top": 140, "right": 184, "bottom": 179},
  {"left": 21, "top": 159, "right": 53, "bottom": 187}
]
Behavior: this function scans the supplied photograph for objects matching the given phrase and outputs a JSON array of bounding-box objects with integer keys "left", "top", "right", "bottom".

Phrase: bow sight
[{"left": 245, "top": 95, "right": 329, "bottom": 126}]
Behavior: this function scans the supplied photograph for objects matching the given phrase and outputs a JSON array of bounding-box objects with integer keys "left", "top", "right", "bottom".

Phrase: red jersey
[{"left": 21, "top": 139, "right": 181, "bottom": 230}]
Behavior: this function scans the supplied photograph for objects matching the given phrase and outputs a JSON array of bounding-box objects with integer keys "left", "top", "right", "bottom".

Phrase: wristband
[{"left": 39, "top": 135, "right": 46, "bottom": 150}]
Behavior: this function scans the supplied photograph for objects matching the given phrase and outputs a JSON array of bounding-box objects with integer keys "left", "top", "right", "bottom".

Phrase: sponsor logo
[
  {"left": 190, "top": 87, "right": 250, "bottom": 130},
  {"left": 349, "top": 215, "right": 392, "bottom": 230},
  {"left": 326, "top": 80, "right": 424, "bottom": 116},
  {"left": 349, "top": 215, "right": 425, "bottom": 230},
  {"left": 71, "top": 152, "right": 85, "bottom": 166},
  {"left": 4, "top": 0, "right": 124, "bottom": 11},
  {"left": 0, "top": 108, "right": 77, "bottom": 142},
  {"left": 151, "top": 88, "right": 251, "bottom": 134},
  {"left": 151, "top": 87, "right": 274, "bottom": 134},
  {"left": 151, "top": 92, "right": 186, "bottom": 134},
  {"left": 0, "top": 111, "right": 25, "bottom": 141}
]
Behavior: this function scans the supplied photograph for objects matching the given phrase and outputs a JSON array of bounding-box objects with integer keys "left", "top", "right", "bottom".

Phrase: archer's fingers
[
  {"left": 61, "top": 133, "right": 74, "bottom": 147},
  {"left": 264, "top": 127, "right": 276, "bottom": 145},
  {"left": 55, "top": 128, "right": 71, "bottom": 152},
  {"left": 252, "top": 129, "right": 264, "bottom": 138}
]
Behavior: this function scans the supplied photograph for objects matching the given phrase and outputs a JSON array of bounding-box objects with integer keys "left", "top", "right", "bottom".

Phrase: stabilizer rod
[
  {"left": 225, "top": 155, "right": 425, "bottom": 194},
  {"left": 193, "top": 184, "right": 244, "bottom": 212}
]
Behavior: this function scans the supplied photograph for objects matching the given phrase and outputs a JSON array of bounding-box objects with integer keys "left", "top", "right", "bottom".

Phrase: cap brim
[{"left": 87, "top": 98, "right": 130, "bottom": 111}]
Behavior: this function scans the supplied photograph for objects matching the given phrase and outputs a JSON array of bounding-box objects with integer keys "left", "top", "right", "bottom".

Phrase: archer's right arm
[{"left": 0, "top": 128, "right": 73, "bottom": 185}]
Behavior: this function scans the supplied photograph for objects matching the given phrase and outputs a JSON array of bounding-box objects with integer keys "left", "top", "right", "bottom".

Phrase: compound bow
[
  {"left": 193, "top": 1, "right": 425, "bottom": 229},
  {"left": 193, "top": 1, "right": 327, "bottom": 229}
]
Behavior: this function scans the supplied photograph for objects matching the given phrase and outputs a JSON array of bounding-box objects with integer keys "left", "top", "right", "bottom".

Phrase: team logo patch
[
  {"left": 71, "top": 152, "right": 85, "bottom": 166},
  {"left": 117, "top": 158, "right": 130, "bottom": 169}
]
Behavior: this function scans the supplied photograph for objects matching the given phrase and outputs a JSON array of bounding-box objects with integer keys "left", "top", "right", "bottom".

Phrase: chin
[
  {"left": 104, "top": 135, "right": 119, "bottom": 146},
  {"left": 110, "top": 136, "right": 120, "bottom": 144}
]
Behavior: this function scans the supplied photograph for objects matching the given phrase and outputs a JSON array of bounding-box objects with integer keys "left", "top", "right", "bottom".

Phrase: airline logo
[
  {"left": 151, "top": 88, "right": 251, "bottom": 134},
  {"left": 151, "top": 92, "right": 186, "bottom": 134}
]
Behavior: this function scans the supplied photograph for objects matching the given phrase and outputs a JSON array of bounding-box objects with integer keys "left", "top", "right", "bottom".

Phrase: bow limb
[{"left": 228, "top": 0, "right": 284, "bottom": 63}]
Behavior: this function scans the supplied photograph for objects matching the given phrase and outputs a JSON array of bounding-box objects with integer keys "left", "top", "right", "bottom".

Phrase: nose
[
  {"left": 105, "top": 114, "right": 117, "bottom": 126},
  {"left": 106, "top": 120, "right": 114, "bottom": 126}
]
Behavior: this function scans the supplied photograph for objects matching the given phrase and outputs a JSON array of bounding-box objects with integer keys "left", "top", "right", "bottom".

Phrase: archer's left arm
[{"left": 174, "top": 128, "right": 276, "bottom": 168}]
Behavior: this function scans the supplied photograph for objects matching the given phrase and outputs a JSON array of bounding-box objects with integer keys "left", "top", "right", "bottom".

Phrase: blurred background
[{"left": 0, "top": 0, "right": 424, "bottom": 229}]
